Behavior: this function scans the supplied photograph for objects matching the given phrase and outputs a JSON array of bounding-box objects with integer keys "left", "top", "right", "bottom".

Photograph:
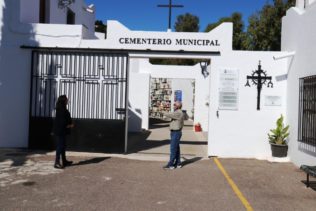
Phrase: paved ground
[
  {"left": 1, "top": 149, "right": 316, "bottom": 211},
  {"left": 1, "top": 121, "right": 316, "bottom": 210},
  {"left": 127, "top": 119, "right": 208, "bottom": 159}
]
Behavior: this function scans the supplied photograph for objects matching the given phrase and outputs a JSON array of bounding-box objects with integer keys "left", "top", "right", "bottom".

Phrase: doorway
[{"left": 127, "top": 59, "right": 209, "bottom": 158}]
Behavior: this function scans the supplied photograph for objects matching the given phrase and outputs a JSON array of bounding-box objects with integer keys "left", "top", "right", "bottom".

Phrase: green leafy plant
[{"left": 268, "top": 115, "right": 290, "bottom": 145}]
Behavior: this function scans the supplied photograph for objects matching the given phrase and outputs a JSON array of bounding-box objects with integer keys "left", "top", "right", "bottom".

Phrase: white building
[
  {"left": 0, "top": 0, "right": 315, "bottom": 166},
  {"left": 282, "top": 0, "right": 316, "bottom": 166}
]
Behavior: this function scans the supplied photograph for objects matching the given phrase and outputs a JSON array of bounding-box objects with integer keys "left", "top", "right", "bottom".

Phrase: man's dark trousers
[{"left": 168, "top": 130, "right": 182, "bottom": 167}]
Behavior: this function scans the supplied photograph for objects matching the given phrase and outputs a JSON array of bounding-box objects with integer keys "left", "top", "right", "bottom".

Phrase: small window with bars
[{"left": 298, "top": 76, "right": 316, "bottom": 147}]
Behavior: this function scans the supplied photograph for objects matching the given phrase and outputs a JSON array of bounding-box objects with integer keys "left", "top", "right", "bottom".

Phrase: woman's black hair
[{"left": 56, "top": 95, "right": 68, "bottom": 110}]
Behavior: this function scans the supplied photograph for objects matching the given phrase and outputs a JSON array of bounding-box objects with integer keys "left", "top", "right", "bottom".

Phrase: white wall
[
  {"left": 0, "top": 0, "right": 34, "bottom": 147},
  {"left": 296, "top": 0, "right": 316, "bottom": 9},
  {"left": 10, "top": 0, "right": 94, "bottom": 47},
  {"left": 128, "top": 59, "right": 211, "bottom": 132},
  {"left": 20, "top": 0, "right": 40, "bottom": 23},
  {"left": 282, "top": 3, "right": 316, "bottom": 166},
  {"left": 48, "top": 0, "right": 95, "bottom": 39},
  {"left": 171, "top": 79, "right": 194, "bottom": 118},
  {"left": 307, "top": 0, "right": 316, "bottom": 7},
  {"left": 128, "top": 71, "right": 150, "bottom": 132},
  {"left": 18, "top": 0, "right": 95, "bottom": 39},
  {"left": 0, "top": 48, "right": 31, "bottom": 148},
  {"left": 208, "top": 51, "right": 288, "bottom": 159},
  {"left": 48, "top": 0, "right": 68, "bottom": 23}
]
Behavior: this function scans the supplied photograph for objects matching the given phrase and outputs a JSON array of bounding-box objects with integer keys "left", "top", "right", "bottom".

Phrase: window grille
[{"left": 298, "top": 76, "right": 316, "bottom": 147}]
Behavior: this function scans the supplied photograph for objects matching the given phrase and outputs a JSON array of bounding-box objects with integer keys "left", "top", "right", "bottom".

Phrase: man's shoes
[
  {"left": 176, "top": 163, "right": 183, "bottom": 168},
  {"left": 163, "top": 165, "right": 175, "bottom": 170},
  {"left": 54, "top": 163, "right": 64, "bottom": 169},
  {"left": 63, "top": 160, "right": 73, "bottom": 167}
]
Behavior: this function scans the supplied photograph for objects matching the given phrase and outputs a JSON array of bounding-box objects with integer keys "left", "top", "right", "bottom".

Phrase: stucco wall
[
  {"left": 20, "top": 0, "right": 40, "bottom": 23},
  {"left": 282, "top": 3, "right": 316, "bottom": 166},
  {"left": 49, "top": 0, "right": 95, "bottom": 38},
  {"left": 0, "top": 0, "right": 33, "bottom": 147},
  {"left": 128, "top": 70, "right": 150, "bottom": 132},
  {"left": 208, "top": 51, "right": 288, "bottom": 159},
  {"left": 171, "top": 79, "right": 195, "bottom": 118},
  {"left": 48, "top": 0, "right": 95, "bottom": 39},
  {"left": 18, "top": 0, "right": 95, "bottom": 39}
]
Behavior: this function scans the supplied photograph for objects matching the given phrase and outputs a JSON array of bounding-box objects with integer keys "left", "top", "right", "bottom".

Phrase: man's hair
[{"left": 175, "top": 101, "right": 182, "bottom": 109}]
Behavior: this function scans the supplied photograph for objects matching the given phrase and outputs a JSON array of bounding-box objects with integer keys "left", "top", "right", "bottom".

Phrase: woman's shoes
[
  {"left": 63, "top": 160, "right": 73, "bottom": 167},
  {"left": 54, "top": 160, "right": 73, "bottom": 169},
  {"left": 54, "top": 163, "right": 64, "bottom": 169}
]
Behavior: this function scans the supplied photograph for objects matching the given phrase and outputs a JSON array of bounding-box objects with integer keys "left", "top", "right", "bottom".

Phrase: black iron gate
[{"left": 29, "top": 50, "right": 129, "bottom": 153}]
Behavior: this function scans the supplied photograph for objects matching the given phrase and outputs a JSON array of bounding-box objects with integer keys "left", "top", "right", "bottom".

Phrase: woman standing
[{"left": 53, "top": 95, "right": 74, "bottom": 169}]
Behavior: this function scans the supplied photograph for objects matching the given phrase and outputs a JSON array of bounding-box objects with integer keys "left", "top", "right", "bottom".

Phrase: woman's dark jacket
[{"left": 53, "top": 108, "right": 72, "bottom": 136}]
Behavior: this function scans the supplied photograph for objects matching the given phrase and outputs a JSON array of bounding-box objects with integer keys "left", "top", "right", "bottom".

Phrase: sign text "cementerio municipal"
[{"left": 119, "top": 38, "right": 220, "bottom": 46}]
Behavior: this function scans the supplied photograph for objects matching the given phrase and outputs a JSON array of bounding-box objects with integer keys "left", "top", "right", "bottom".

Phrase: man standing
[{"left": 163, "top": 101, "right": 187, "bottom": 169}]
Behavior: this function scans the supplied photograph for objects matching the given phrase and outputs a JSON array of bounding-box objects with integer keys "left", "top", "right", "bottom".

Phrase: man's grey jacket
[{"left": 163, "top": 109, "right": 187, "bottom": 131}]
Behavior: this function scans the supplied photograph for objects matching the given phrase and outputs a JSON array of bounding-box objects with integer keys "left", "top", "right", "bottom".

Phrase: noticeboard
[{"left": 218, "top": 69, "right": 239, "bottom": 110}]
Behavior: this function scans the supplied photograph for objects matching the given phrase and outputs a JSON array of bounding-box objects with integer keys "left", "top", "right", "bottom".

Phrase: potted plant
[{"left": 268, "top": 115, "right": 290, "bottom": 157}]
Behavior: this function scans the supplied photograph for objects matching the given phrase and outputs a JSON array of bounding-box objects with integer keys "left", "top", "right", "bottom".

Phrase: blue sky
[{"left": 85, "top": 0, "right": 271, "bottom": 32}]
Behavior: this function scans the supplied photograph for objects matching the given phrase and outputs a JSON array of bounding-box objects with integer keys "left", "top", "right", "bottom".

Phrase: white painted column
[{"left": 296, "top": 0, "right": 306, "bottom": 9}]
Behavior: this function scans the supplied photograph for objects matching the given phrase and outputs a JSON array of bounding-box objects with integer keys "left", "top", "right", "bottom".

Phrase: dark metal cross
[
  {"left": 157, "top": 0, "right": 183, "bottom": 30},
  {"left": 245, "top": 61, "right": 273, "bottom": 110}
]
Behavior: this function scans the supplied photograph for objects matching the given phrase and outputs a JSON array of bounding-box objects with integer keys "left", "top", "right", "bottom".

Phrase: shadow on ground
[
  {"left": 180, "top": 141, "right": 208, "bottom": 145},
  {"left": 149, "top": 118, "right": 194, "bottom": 129},
  {"left": 127, "top": 118, "right": 205, "bottom": 154},
  {"left": 127, "top": 129, "right": 171, "bottom": 153},
  {"left": 0, "top": 148, "right": 51, "bottom": 168},
  {"left": 71, "top": 157, "right": 111, "bottom": 166},
  {"left": 149, "top": 118, "right": 170, "bottom": 129},
  {"left": 181, "top": 156, "right": 203, "bottom": 167}
]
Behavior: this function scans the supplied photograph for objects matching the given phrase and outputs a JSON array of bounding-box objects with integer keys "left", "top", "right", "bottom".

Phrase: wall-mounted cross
[
  {"left": 157, "top": 0, "right": 183, "bottom": 30},
  {"left": 245, "top": 61, "right": 273, "bottom": 110}
]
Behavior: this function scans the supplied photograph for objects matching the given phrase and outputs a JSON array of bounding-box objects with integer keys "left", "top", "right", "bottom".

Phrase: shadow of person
[
  {"left": 127, "top": 139, "right": 170, "bottom": 154},
  {"left": 71, "top": 157, "right": 110, "bottom": 167},
  {"left": 181, "top": 157, "right": 203, "bottom": 167}
]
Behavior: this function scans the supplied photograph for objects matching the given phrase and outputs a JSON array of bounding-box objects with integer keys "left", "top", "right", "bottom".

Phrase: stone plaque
[{"left": 265, "top": 96, "right": 282, "bottom": 106}]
